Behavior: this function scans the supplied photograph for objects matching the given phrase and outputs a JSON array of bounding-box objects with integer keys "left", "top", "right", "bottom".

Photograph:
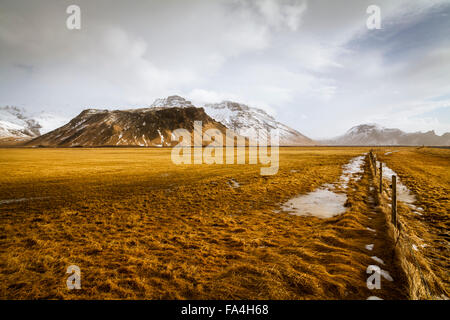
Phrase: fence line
[{"left": 367, "top": 151, "right": 436, "bottom": 299}]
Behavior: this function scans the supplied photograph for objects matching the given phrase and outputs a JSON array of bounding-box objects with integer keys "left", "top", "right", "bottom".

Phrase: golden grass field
[
  {"left": 0, "top": 147, "right": 448, "bottom": 299},
  {"left": 375, "top": 147, "right": 449, "bottom": 298}
]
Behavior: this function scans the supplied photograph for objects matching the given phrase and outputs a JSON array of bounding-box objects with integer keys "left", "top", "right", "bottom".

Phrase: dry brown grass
[
  {"left": 0, "top": 147, "right": 444, "bottom": 299},
  {"left": 373, "top": 147, "right": 449, "bottom": 299}
]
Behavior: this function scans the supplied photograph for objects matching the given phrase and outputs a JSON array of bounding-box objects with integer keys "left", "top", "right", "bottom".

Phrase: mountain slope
[
  {"left": 150, "top": 95, "right": 196, "bottom": 109},
  {"left": 149, "top": 96, "right": 315, "bottom": 146},
  {"left": 25, "top": 106, "right": 229, "bottom": 147},
  {"left": 325, "top": 124, "right": 450, "bottom": 146},
  {"left": 0, "top": 106, "right": 41, "bottom": 145},
  {"left": 203, "top": 101, "right": 315, "bottom": 146}
]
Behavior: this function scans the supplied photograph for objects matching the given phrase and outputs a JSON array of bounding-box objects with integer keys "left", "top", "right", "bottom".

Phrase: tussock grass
[
  {"left": 374, "top": 147, "right": 449, "bottom": 299},
  {"left": 0, "top": 147, "right": 443, "bottom": 299}
]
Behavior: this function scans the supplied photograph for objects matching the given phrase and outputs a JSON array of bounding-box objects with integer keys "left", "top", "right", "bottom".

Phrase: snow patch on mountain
[
  {"left": 0, "top": 106, "right": 41, "bottom": 139},
  {"left": 148, "top": 96, "right": 314, "bottom": 145},
  {"left": 150, "top": 95, "right": 195, "bottom": 109},
  {"left": 203, "top": 101, "right": 315, "bottom": 146},
  {"left": 0, "top": 106, "right": 70, "bottom": 142}
]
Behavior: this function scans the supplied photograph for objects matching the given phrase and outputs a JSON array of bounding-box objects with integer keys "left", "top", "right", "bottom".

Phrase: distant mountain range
[
  {"left": 20, "top": 95, "right": 314, "bottom": 147},
  {"left": 323, "top": 124, "right": 450, "bottom": 146},
  {"left": 0, "top": 106, "right": 68, "bottom": 145},
  {"left": 1, "top": 98, "right": 449, "bottom": 147},
  {"left": 25, "top": 105, "right": 228, "bottom": 147}
]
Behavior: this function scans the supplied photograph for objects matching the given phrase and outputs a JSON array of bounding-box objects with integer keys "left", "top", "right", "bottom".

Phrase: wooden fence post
[
  {"left": 373, "top": 154, "right": 377, "bottom": 175},
  {"left": 392, "top": 175, "right": 397, "bottom": 228},
  {"left": 369, "top": 150, "right": 376, "bottom": 174},
  {"left": 379, "top": 162, "right": 383, "bottom": 193}
]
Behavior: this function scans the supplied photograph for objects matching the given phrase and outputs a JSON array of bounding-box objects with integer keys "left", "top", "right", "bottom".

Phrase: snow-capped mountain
[
  {"left": 203, "top": 101, "right": 315, "bottom": 146},
  {"left": 0, "top": 106, "right": 71, "bottom": 145},
  {"left": 325, "top": 124, "right": 450, "bottom": 146},
  {"left": 147, "top": 96, "right": 315, "bottom": 145},
  {"left": 25, "top": 106, "right": 229, "bottom": 147},
  {"left": 150, "top": 95, "right": 196, "bottom": 109},
  {"left": 0, "top": 106, "right": 41, "bottom": 143}
]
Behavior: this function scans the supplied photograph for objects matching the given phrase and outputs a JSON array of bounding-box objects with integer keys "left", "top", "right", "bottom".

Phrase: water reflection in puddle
[
  {"left": 377, "top": 161, "right": 417, "bottom": 205},
  {"left": 339, "top": 155, "right": 365, "bottom": 188},
  {"left": 281, "top": 188, "right": 347, "bottom": 218},
  {"left": 280, "top": 155, "right": 366, "bottom": 218}
]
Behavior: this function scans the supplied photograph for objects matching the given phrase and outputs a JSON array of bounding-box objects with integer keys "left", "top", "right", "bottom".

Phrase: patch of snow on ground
[
  {"left": 228, "top": 179, "right": 240, "bottom": 189},
  {"left": 339, "top": 155, "right": 365, "bottom": 188},
  {"left": 380, "top": 270, "right": 393, "bottom": 281},
  {"left": 367, "top": 296, "right": 383, "bottom": 300},
  {"left": 280, "top": 155, "right": 366, "bottom": 219},
  {"left": 281, "top": 188, "right": 347, "bottom": 218},
  {"left": 371, "top": 256, "right": 385, "bottom": 265},
  {"left": 378, "top": 161, "right": 416, "bottom": 204}
]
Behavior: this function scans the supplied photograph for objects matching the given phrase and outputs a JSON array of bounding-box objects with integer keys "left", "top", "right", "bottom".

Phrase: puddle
[
  {"left": 280, "top": 155, "right": 366, "bottom": 219},
  {"left": 281, "top": 188, "right": 347, "bottom": 218},
  {"left": 0, "top": 197, "right": 47, "bottom": 205},
  {"left": 377, "top": 161, "right": 416, "bottom": 204},
  {"left": 339, "top": 155, "right": 365, "bottom": 188}
]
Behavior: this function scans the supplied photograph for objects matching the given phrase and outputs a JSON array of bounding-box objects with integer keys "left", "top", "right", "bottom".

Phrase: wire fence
[{"left": 367, "top": 150, "right": 438, "bottom": 300}]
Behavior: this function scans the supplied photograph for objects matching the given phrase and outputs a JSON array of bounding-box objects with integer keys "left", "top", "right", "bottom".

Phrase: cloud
[
  {"left": 252, "top": 0, "right": 308, "bottom": 31},
  {"left": 0, "top": 0, "right": 449, "bottom": 138},
  {"left": 289, "top": 42, "right": 345, "bottom": 71},
  {"left": 188, "top": 89, "right": 241, "bottom": 105},
  {"left": 368, "top": 101, "right": 450, "bottom": 134}
]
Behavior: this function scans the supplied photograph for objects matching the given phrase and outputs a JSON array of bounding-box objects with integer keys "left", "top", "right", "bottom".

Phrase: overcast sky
[{"left": 0, "top": 0, "right": 449, "bottom": 138}]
